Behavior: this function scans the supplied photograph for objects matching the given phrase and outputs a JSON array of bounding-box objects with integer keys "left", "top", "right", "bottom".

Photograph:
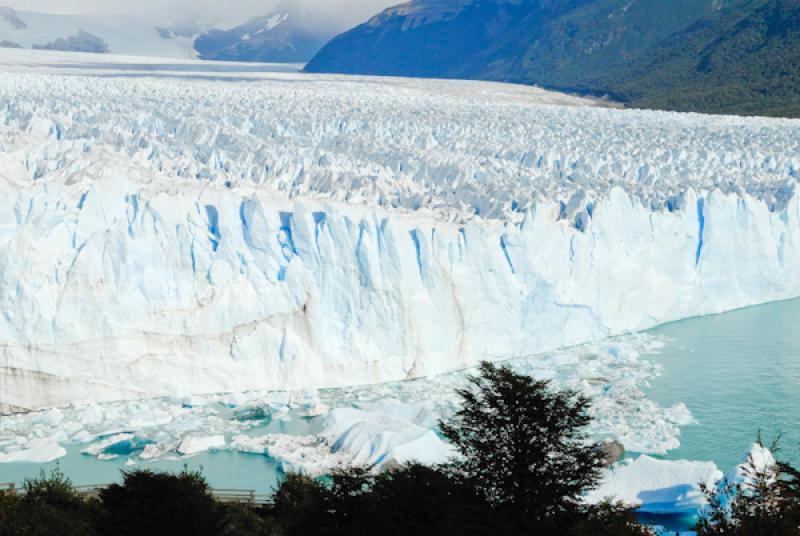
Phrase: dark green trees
[
  {"left": 0, "top": 468, "right": 93, "bottom": 536},
  {"left": 696, "top": 443, "right": 800, "bottom": 536},
  {"left": 96, "top": 469, "right": 226, "bottom": 536},
  {"left": 440, "top": 361, "right": 604, "bottom": 522}
]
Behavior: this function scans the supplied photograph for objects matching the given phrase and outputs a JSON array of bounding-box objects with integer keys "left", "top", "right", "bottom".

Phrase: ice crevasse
[{"left": 2, "top": 171, "right": 798, "bottom": 411}]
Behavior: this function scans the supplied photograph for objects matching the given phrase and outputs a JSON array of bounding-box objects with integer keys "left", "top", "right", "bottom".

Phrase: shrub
[
  {"left": 96, "top": 468, "right": 226, "bottom": 536},
  {"left": 696, "top": 439, "right": 800, "bottom": 536},
  {"left": 0, "top": 467, "right": 93, "bottom": 536}
]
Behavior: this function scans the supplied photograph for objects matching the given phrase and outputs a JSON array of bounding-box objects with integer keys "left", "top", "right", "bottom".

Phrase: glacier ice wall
[
  {"left": 2, "top": 174, "right": 798, "bottom": 411},
  {"left": 0, "top": 51, "right": 798, "bottom": 411}
]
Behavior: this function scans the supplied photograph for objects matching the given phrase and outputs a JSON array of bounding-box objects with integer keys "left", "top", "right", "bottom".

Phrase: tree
[
  {"left": 96, "top": 468, "right": 226, "bottom": 536},
  {"left": 340, "top": 464, "right": 507, "bottom": 536},
  {"left": 573, "top": 501, "right": 653, "bottom": 536},
  {"left": 219, "top": 502, "right": 276, "bottom": 536},
  {"left": 270, "top": 464, "right": 510, "bottom": 536},
  {"left": 696, "top": 439, "right": 800, "bottom": 536},
  {"left": 439, "top": 361, "right": 605, "bottom": 527},
  {"left": 270, "top": 473, "right": 328, "bottom": 536},
  {"left": 0, "top": 467, "right": 94, "bottom": 536}
]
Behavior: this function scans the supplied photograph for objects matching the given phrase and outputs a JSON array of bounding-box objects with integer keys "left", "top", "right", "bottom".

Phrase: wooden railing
[
  {"left": 0, "top": 482, "right": 272, "bottom": 506},
  {"left": 211, "top": 488, "right": 273, "bottom": 505}
]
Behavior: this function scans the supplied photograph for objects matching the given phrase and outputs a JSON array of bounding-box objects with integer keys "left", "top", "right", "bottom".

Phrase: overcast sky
[{"left": 6, "top": 0, "right": 397, "bottom": 28}]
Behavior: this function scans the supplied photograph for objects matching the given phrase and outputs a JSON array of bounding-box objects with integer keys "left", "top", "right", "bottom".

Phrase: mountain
[
  {"left": 0, "top": 4, "right": 334, "bottom": 64},
  {"left": 195, "top": 3, "right": 333, "bottom": 63},
  {"left": 0, "top": 6, "right": 198, "bottom": 58},
  {"left": 306, "top": 0, "right": 800, "bottom": 117},
  {"left": 32, "top": 30, "right": 110, "bottom": 54}
]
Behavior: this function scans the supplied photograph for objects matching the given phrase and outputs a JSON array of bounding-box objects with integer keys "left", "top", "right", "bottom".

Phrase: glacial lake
[
  {"left": 1, "top": 298, "right": 798, "bottom": 529},
  {"left": 647, "top": 298, "right": 800, "bottom": 469}
]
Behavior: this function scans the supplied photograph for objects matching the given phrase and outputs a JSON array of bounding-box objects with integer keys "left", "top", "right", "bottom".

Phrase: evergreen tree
[{"left": 439, "top": 361, "right": 605, "bottom": 527}]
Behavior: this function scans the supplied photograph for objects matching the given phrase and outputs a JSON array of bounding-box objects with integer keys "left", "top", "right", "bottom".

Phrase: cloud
[{"left": 4, "top": 0, "right": 398, "bottom": 29}]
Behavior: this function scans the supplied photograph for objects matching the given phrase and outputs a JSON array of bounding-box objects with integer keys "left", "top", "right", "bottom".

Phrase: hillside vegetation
[{"left": 306, "top": 0, "right": 800, "bottom": 117}]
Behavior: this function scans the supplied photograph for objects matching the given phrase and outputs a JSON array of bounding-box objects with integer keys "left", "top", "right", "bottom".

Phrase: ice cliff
[{"left": 0, "top": 51, "right": 799, "bottom": 411}]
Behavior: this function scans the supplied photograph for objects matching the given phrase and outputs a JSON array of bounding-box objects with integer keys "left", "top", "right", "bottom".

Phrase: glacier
[{"left": 0, "top": 50, "right": 799, "bottom": 412}]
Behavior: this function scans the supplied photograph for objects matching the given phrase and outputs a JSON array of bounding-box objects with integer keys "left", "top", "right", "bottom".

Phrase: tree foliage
[
  {"left": 0, "top": 467, "right": 93, "bottom": 536},
  {"left": 307, "top": 0, "right": 800, "bottom": 117},
  {"left": 696, "top": 440, "right": 800, "bottom": 536},
  {"left": 440, "top": 361, "right": 604, "bottom": 525},
  {"left": 96, "top": 468, "right": 226, "bottom": 536}
]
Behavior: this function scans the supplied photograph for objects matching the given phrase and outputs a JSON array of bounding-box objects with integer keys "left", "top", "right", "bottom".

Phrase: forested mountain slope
[{"left": 306, "top": 0, "right": 800, "bottom": 117}]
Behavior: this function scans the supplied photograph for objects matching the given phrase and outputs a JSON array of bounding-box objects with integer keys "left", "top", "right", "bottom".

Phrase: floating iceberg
[
  {"left": 231, "top": 402, "right": 455, "bottom": 476},
  {"left": 587, "top": 455, "right": 723, "bottom": 514},
  {"left": 0, "top": 437, "right": 66, "bottom": 463},
  {"left": 177, "top": 435, "right": 226, "bottom": 456}
]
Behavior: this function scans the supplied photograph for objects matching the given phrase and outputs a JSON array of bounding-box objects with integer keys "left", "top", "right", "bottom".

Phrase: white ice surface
[
  {"left": 0, "top": 436, "right": 66, "bottom": 463},
  {"left": 177, "top": 435, "right": 226, "bottom": 455},
  {"left": 0, "top": 50, "right": 798, "bottom": 411},
  {"left": 587, "top": 455, "right": 723, "bottom": 514},
  {"left": 261, "top": 403, "right": 456, "bottom": 475}
]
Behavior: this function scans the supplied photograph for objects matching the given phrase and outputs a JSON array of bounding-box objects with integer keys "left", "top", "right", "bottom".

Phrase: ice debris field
[
  {"left": 0, "top": 49, "right": 799, "bottom": 515},
  {"left": 0, "top": 333, "right": 712, "bottom": 514}
]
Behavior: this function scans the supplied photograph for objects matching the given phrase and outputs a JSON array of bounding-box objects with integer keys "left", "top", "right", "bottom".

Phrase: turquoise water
[
  {"left": 646, "top": 298, "right": 800, "bottom": 469},
  {"left": 1, "top": 298, "right": 798, "bottom": 529},
  {"left": 0, "top": 413, "right": 321, "bottom": 494}
]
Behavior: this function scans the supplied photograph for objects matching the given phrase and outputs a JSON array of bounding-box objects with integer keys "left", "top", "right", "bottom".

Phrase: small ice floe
[
  {"left": 139, "top": 441, "right": 178, "bottom": 460},
  {"left": 586, "top": 455, "right": 722, "bottom": 514},
  {"left": 82, "top": 433, "right": 136, "bottom": 456},
  {"left": 232, "top": 434, "right": 347, "bottom": 476},
  {"left": 324, "top": 404, "right": 454, "bottom": 468},
  {"left": 177, "top": 435, "right": 226, "bottom": 456},
  {"left": 697, "top": 443, "right": 779, "bottom": 513},
  {"left": 0, "top": 437, "right": 67, "bottom": 463},
  {"left": 298, "top": 401, "right": 329, "bottom": 418},
  {"left": 730, "top": 443, "right": 776, "bottom": 485}
]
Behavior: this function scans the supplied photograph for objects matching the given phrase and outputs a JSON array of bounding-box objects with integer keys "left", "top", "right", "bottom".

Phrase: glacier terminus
[{"left": 0, "top": 49, "right": 799, "bottom": 412}]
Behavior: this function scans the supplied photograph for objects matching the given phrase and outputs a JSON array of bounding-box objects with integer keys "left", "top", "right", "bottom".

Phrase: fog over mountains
[{"left": 0, "top": 0, "right": 390, "bottom": 62}]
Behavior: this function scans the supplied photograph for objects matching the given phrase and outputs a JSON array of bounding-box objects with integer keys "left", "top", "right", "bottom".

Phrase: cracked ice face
[{"left": 0, "top": 50, "right": 799, "bottom": 412}]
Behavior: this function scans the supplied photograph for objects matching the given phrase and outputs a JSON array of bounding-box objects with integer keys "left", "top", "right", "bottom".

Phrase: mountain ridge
[
  {"left": 194, "top": 3, "right": 332, "bottom": 63},
  {"left": 306, "top": 0, "right": 800, "bottom": 117}
]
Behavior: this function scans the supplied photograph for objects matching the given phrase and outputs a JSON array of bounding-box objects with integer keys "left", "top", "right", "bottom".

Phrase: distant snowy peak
[
  {"left": 264, "top": 13, "right": 290, "bottom": 32},
  {"left": 0, "top": 5, "right": 331, "bottom": 63},
  {"left": 0, "top": 8, "right": 199, "bottom": 58},
  {"left": 0, "top": 6, "right": 26, "bottom": 29},
  {"left": 33, "top": 30, "right": 109, "bottom": 54},
  {"left": 367, "top": 0, "right": 473, "bottom": 30},
  {"left": 194, "top": 7, "right": 332, "bottom": 63},
  {"left": 156, "top": 18, "right": 210, "bottom": 40}
]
